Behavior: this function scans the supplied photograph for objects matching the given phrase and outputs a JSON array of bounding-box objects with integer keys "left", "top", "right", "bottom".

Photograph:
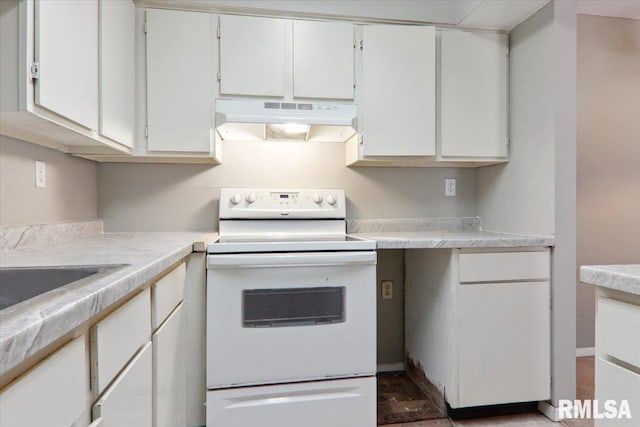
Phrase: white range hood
[{"left": 215, "top": 99, "right": 357, "bottom": 142}]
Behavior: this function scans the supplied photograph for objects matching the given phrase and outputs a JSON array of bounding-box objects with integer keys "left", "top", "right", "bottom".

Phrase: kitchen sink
[{"left": 0, "top": 265, "right": 125, "bottom": 311}]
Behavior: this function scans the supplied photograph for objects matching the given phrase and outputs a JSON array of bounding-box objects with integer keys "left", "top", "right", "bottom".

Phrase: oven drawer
[
  {"left": 206, "top": 252, "right": 376, "bottom": 388},
  {"left": 207, "top": 377, "right": 376, "bottom": 427}
]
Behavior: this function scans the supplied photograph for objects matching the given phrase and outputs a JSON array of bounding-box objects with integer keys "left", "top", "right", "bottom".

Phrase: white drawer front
[
  {"left": 595, "top": 358, "right": 640, "bottom": 427},
  {"left": 0, "top": 336, "right": 88, "bottom": 427},
  {"left": 91, "top": 288, "right": 151, "bottom": 395},
  {"left": 152, "top": 262, "right": 186, "bottom": 330},
  {"left": 458, "top": 251, "right": 549, "bottom": 283},
  {"left": 207, "top": 377, "right": 376, "bottom": 427},
  {"left": 597, "top": 298, "right": 640, "bottom": 368},
  {"left": 93, "top": 342, "right": 152, "bottom": 427}
]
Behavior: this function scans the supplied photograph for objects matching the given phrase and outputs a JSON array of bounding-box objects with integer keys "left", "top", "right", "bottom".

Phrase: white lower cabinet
[
  {"left": 207, "top": 376, "right": 376, "bottom": 427},
  {"left": 0, "top": 336, "right": 89, "bottom": 427},
  {"left": 153, "top": 303, "right": 186, "bottom": 427},
  {"left": 93, "top": 342, "right": 153, "bottom": 427},
  {"left": 595, "top": 358, "right": 640, "bottom": 427},
  {"left": 457, "top": 281, "right": 550, "bottom": 407},
  {"left": 405, "top": 248, "right": 551, "bottom": 409},
  {"left": 594, "top": 294, "right": 640, "bottom": 426}
]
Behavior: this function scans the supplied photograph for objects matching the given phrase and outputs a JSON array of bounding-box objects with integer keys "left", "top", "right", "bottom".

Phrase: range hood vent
[{"left": 215, "top": 99, "right": 357, "bottom": 143}]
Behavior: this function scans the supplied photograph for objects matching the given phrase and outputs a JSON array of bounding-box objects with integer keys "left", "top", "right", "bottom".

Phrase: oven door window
[{"left": 243, "top": 287, "right": 345, "bottom": 328}]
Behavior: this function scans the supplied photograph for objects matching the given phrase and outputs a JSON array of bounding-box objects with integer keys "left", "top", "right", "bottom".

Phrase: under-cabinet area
[{"left": 373, "top": 246, "right": 552, "bottom": 424}]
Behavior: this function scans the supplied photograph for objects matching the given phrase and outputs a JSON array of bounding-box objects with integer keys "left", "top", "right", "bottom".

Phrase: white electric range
[{"left": 206, "top": 188, "right": 377, "bottom": 427}]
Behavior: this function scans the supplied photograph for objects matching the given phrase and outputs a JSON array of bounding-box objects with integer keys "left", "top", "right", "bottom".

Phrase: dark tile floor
[
  {"left": 377, "top": 371, "right": 444, "bottom": 425},
  {"left": 377, "top": 357, "right": 594, "bottom": 426}
]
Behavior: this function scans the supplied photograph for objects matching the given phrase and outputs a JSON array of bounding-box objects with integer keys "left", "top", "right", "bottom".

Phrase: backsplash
[
  {"left": 0, "top": 219, "right": 103, "bottom": 252},
  {"left": 99, "top": 141, "right": 478, "bottom": 232}
]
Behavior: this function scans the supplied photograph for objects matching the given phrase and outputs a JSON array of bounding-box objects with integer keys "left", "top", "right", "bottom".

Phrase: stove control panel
[{"left": 219, "top": 188, "right": 346, "bottom": 219}]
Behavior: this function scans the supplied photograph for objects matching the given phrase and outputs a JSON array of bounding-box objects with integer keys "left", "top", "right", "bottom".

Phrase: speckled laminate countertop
[
  {"left": 580, "top": 265, "right": 640, "bottom": 296},
  {"left": 0, "top": 232, "right": 216, "bottom": 377},
  {"left": 347, "top": 218, "right": 554, "bottom": 249}
]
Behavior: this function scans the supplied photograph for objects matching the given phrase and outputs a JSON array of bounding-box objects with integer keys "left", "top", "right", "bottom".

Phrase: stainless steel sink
[{"left": 0, "top": 265, "right": 125, "bottom": 310}]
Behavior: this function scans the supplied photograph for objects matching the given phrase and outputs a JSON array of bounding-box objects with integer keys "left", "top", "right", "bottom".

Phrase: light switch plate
[
  {"left": 445, "top": 178, "right": 456, "bottom": 197},
  {"left": 35, "top": 160, "right": 46, "bottom": 188}
]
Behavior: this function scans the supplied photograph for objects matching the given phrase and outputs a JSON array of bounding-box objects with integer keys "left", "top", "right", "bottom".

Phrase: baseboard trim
[
  {"left": 377, "top": 363, "right": 404, "bottom": 373},
  {"left": 576, "top": 347, "right": 595, "bottom": 357},
  {"left": 538, "top": 401, "right": 561, "bottom": 421}
]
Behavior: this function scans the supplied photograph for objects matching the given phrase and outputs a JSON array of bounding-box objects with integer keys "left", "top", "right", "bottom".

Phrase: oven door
[{"left": 206, "top": 251, "right": 376, "bottom": 389}]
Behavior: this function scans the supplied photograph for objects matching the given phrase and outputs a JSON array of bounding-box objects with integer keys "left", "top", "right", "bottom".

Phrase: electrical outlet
[
  {"left": 381, "top": 280, "right": 393, "bottom": 300},
  {"left": 35, "top": 160, "right": 46, "bottom": 188},
  {"left": 445, "top": 178, "right": 456, "bottom": 197}
]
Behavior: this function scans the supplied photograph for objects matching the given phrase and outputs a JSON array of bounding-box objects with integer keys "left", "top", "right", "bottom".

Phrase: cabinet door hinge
[
  {"left": 143, "top": 11, "right": 148, "bottom": 33},
  {"left": 144, "top": 125, "right": 149, "bottom": 138},
  {"left": 217, "top": 26, "right": 220, "bottom": 39},
  {"left": 217, "top": 70, "right": 221, "bottom": 81},
  {"left": 30, "top": 61, "right": 40, "bottom": 79}
]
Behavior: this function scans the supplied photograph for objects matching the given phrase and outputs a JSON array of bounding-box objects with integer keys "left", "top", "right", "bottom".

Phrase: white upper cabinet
[
  {"left": 35, "top": 0, "right": 99, "bottom": 130},
  {"left": 439, "top": 30, "right": 508, "bottom": 159},
  {"left": 99, "top": 0, "right": 135, "bottom": 148},
  {"left": 293, "top": 20, "right": 354, "bottom": 99},
  {"left": 146, "top": 9, "right": 215, "bottom": 153},
  {"left": 219, "top": 15, "right": 287, "bottom": 97},
  {"left": 359, "top": 25, "right": 436, "bottom": 157}
]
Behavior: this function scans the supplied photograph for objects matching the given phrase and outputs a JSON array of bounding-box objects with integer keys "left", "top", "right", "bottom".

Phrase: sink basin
[{"left": 0, "top": 265, "right": 124, "bottom": 310}]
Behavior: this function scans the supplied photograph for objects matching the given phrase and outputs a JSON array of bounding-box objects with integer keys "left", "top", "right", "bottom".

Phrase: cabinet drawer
[
  {"left": 93, "top": 342, "right": 152, "bottom": 427},
  {"left": 207, "top": 376, "right": 376, "bottom": 427},
  {"left": 0, "top": 336, "right": 88, "bottom": 427},
  {"left": 458, "top": 251, "right": 549, "bottom": 283},
  {"left": 152, "top": 262, "right": 186, "bottom": 329},
  {"left": 597, "top": 298, "right": 640, "bottom": 367},
  {"left": 91, "top": 288, "right": 151, "bottom": 395},
  {"left": 595, "top": 358, "right": 639, "bottom": 427}
]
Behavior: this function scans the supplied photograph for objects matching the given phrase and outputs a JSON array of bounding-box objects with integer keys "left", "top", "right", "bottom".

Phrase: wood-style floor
[{"left": 378, "top": 357, "right": 595, "bottom": 427}]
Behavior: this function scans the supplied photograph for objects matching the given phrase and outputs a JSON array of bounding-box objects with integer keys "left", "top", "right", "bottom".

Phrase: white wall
[
  {"left": 99, "top": 141, "right": 478, "bottom": 231},
  {"left": 0, "top": 136, "right": 98, "bottom": 226},
  {"left": 477, "top": 1, "right": 577, "bottom": 406},
  {"left": 576, "top": 14, "right": 640, "bottom": 349}
]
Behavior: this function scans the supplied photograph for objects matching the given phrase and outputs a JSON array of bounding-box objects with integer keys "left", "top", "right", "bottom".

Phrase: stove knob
[
  {"left": 246, "top": 193, "right": 257, "bottom": 204},
  {"left": 231, "top": 193, "right": 243, "bottom": 205},
  {"left": 327, "top": 195, "right": 337, "bottom": 205},
  {"left": 312, "top": 193, "right": 323, "bottom": 204}
]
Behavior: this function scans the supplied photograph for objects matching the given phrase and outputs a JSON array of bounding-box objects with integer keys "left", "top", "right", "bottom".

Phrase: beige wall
[
  {"left": 577, "top": 14, "right": 640, "bottom": 348},
  {"left": 0, "top": 136, "right": 98, "bottom": 226},
  {"left": 477, "top": 2, "right": 578, "bottom": 404},
  {"left": 98, "top": 140, "right": 478, "bottom": 231}
]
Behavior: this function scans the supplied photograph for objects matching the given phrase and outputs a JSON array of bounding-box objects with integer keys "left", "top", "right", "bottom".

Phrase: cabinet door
[
  {"left": 99, "top": 0, "right": 135, "bottom": 147},
  {"left": 0, "top": 336, "right": 89, "bottom": 427},
  {"left": 595, "top": 358, "right": 640, "bottom": 427},
  {"left": 440, "top": 30, "right": 508, "bottom": 158},
  {"left": 293, "top": 20, "right": 354, "bottom": 99},
  {"left": 146, "top": 9, "right": 214, "bottom": 152},
  {"left": 219, "top": 15, "right": 287, "bottom": 97},
  {"left": 93, "top": 342, "right": 153, "bottom": 427},
  {"left": 35, "top": 0, "right": 99, "bottom": 130},
  {"left": 153, "top": 303, "right": 186, "bottom": 427},
  {"left": 360, "top": 25, "right": 436, "bottom": 156},
  {"left": 456, "top": 281, "right": 550, "bottom": 408}
]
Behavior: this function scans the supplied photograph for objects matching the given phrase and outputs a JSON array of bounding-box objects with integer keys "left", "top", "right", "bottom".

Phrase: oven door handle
[{"left": 207, "top": 251, "right": 376, "bottom": 268}]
